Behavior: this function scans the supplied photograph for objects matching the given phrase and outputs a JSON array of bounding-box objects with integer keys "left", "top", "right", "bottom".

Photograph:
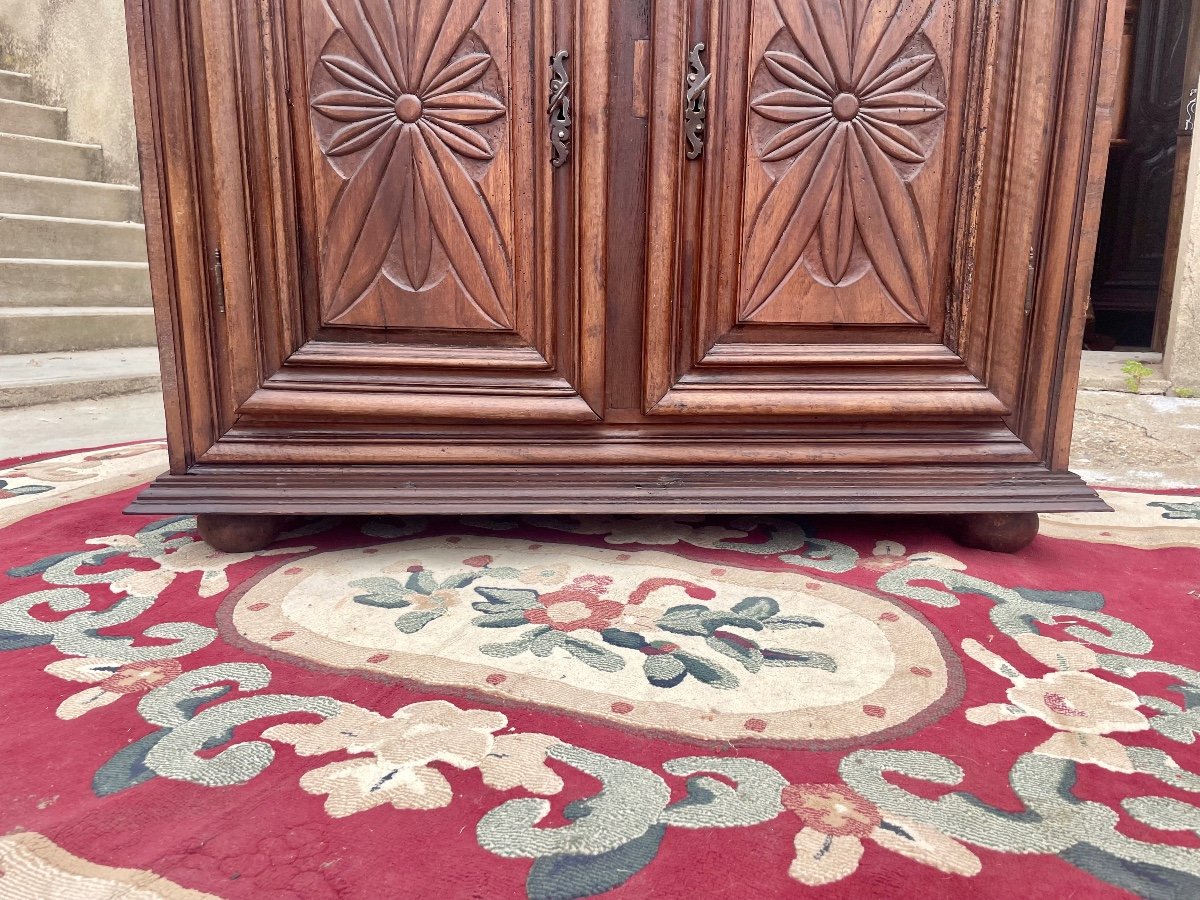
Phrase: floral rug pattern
[{"left": 1, "top": 443, "right": 1199, "bottom": 899}]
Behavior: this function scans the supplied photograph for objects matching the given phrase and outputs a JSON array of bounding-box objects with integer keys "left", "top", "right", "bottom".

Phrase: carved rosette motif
[
  {"left": 310, "top": 0, "right": 511, "bottom": 327},
  {"left": 744, "top": 0, "right": 946, "bottom": 323}
]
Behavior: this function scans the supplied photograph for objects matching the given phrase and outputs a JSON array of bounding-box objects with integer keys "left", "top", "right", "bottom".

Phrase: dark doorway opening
[{"left": 1089, "top": 0, "right": 1198, "bottom": 351}]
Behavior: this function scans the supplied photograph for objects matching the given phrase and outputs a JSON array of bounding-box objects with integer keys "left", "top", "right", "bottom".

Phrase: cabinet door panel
[
  {"left": 739, "top": 0, "right": 953, "bottom": 327},
  {"left": 164, "top": 0, "right": 605, "bottom": 442},
  {"left": 643, "top": 0, "right": 1104, "bottom": 428},
  {"left": 305, "top": 0, "right": 519, "bottom": 332}
]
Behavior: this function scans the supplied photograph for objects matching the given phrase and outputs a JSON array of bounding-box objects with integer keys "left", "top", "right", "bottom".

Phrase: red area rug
[{"left": 2, "top": 443, "right": 1199, "bottom": 899}]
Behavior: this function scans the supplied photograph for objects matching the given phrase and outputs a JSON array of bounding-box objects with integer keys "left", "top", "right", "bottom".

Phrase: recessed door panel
[
  {"left": 185, "top": 0, "right": 606, "bottom": 428},
  {"left": 304, "top": 0, "right": 521, "bottom": 332},
  {"left": 643, "top": 0, "right": 1080, "bottom": 422},
  {"left": 739, "top": 0, "right": 953, "bottom": 326}
]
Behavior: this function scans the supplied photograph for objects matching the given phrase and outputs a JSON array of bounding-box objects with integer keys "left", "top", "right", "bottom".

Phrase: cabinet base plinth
[{"left": 130, "top": 463, "right": 1109, "bottom": 520}]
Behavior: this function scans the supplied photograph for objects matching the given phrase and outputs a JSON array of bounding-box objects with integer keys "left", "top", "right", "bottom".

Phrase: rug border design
[{"left": 0, "top": 833, "right": 219, "bottom": 900}]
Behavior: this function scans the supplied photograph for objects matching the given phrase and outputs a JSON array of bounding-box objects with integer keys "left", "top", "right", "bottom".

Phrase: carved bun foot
[
  {"left": 945, "top": 512, "right": 1041, "bottom": 554},
  {"left": 196, "top": 514, "right": 284, "bottom": 553}
]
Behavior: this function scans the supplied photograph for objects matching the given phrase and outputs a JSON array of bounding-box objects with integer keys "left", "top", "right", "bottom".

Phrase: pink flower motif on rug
[{"left": 783, "top": 782, "right": 980, "bottom": 886}]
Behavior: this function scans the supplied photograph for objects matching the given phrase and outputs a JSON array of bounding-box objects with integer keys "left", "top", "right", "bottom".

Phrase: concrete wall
[
  {"left": 0, "top": 0, "right": 138, "bottom": 186},
  {"left": 1164, "top": 70, "right": 1200, "bottom": 392}
]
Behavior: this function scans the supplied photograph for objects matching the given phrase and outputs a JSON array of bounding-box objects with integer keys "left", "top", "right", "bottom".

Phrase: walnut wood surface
[
  {"left": 122, "top": 0, "right": 1118, "bottom": 523},
  {"left": 196, "top": 514, "right": 284, "bottom": 553},
  {"left": 945, "top": 513, "right": 1042, "bottom": 554},
  {"left": 129, "top": 464, "right": 1107, "bottom": 516}
]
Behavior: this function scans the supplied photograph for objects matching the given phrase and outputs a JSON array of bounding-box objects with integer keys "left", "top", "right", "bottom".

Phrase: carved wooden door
[
  {"left": 641, "top": 0, "right": 1103, "bottom": 459},
  {"left": 155, "top": 0, "right": 607, "bottom": 468}
]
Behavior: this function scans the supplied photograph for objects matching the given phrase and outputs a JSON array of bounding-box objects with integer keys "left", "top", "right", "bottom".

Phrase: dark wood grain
[
  {"left": 945, "top": 513, "right": 1042, "bottom": 554},
  {"left": 196, "top": 513, "right": 284, "bottom": 552},
  {"left": 123, "top": 0, "right": 1116, "bottom": 534},
  {"left": 131, "top": 464, "right": 1106, "bottom": 516}
]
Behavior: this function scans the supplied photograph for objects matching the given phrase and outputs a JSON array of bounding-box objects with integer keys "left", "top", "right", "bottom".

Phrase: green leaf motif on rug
[{"left": 1149, "top": 500, "right": 1200, "bottom": 521}]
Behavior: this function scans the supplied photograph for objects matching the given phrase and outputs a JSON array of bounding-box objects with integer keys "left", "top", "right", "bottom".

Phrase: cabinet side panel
[{"left": 124, "top": 0, "right": 219, "bottom": 472}]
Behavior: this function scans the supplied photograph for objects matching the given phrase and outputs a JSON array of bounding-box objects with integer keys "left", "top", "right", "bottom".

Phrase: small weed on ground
[{"left": 1123, "top": 360, "right": 1154, "bottom": 393}]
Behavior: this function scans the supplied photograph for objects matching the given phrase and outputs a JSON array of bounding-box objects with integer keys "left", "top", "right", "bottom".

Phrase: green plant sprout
[{"left": 1122, "top": 360, "right": 1154, "bottom": 393}]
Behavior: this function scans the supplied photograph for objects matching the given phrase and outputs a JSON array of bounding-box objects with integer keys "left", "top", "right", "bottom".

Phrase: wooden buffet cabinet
[{"left": 123, "top": 0, "right": 1119, "bottom": 553}]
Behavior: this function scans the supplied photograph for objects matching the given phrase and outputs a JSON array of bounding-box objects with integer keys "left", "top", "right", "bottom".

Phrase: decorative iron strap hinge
[
  {"left": 1184, "top": 88, "right": 1196, "bottom": 136},
  {"left": 685, "top": 43, "right": 710, "bottom": 160},
  {"left": 548, "top": 51, "right": 572, "bottom": 168}
]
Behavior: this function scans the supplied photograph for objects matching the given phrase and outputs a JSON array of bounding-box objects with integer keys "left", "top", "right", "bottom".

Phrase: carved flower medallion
[
  {"left": 745, "top": 0, "right": 946, "bottom": 322},
  {"left": 310, "top": 0, "right": 511, "bottom": 327}
]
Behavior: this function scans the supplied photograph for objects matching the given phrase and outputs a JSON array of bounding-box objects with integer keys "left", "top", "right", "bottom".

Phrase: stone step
[
  {"left": 0, "top": 98, "right": 67, "bottom": 140},
  {"left": 1078, "top": 351, "right": 1172, "bottom": 395},
  {"left": 0, "top": 347, "right": 161, "bottom": 408},
  {"left": 0, "top": 214, "right": 147, "bottom": 262},
  {"left": 0, "top": 307, "right": 158, "bottom": 354},
  {"left": 0, "top": 259, "right": 152, "bottom": 307},
  {"left": 0, "top": 172, "right": 142, "bottom": 221},
  {"left": 0, "top": 132, "right": 103, "bottom": 181},
  {"left": 0, "top": 70, "right": 32, "bottom": 103}
]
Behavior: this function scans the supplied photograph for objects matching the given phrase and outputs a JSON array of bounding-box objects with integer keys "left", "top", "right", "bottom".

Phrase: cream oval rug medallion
[{"left": 226, "top": 536, "right": 960, "bottom": 746}]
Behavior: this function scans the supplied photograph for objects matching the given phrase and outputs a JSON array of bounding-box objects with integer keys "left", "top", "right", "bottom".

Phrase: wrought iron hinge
[
  {"left": 548, "top": 51, "right": 572, "bottom": 168},
  {"left": 1184, "top": 88, "right": 1197, "bottom": 136},
  {"left": 685, "top": 43, "right": 710, "bottom": 160},
  {"left": 211, "top": 248, "right": 226, "bottom": 315}
]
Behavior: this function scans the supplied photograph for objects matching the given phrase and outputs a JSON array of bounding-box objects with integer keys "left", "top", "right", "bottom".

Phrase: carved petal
[
  {"left": 862, "top": 90, "right": 944, "bottom": 115},
  {"left": 752, "top": 89, "right": 831, "bottom": 122},
  {"left": 327, "top": 115, "right": 394, "bottom": 156},
  {"left": 761, "top": 116, "right": 833, "bottom": 163},
  {"left": 846, "top": 122, "right": 930, "bottom": 321},
  {"left": 426, "top": 53, "right": 492, "bottom": 98},
  {"left": 395, "top": 127, "right": 434, "bottom": 290},
  {"left": 853, "top": 0, "right": 907, "bottom": 82},
  {"left": 414, "top": 0, "right": 487, "bottom": 94},
  {"left": 858, "top": 118, "right": 926, "bottom": 165},
  {"left": 415, "top": 121, "right": 511, "bottom": 328},
  {"left": 742, "top": 122, "right": 846, "bottom": 318},
  {"left": 854, "top": 0, "right": 938, "bottom": 90},
  {"left": 764, "top": 50, "right": 834, "bottom": 97},
  {"left": 423, "top": 91, "right": 506, "bottom": 125},
  {"left": 803, "top": 0, "right": 853, "bottom": 89},
  {"left": 312, "top": 89, "right": 392, "bottom": 123},
  {"left": 423, "top": 118, "right": 494, "bottom": 160},
  {"left": 322, "top": 54, "right": 393, "bottom": 99},
  {"left": 324, "top": 0, "right": 403, "bottom": 93},
  {"left": 820, "top": 149, "right": 856, "bottom": 284},
  {"left": 862, "top": 54, "right": 937, "bottom": 98},
  {"left": 355, "top": 0, "right": 406, "bottom": 90},
  {"left": 774, "top": 2, "right": 841, "bottom": 92},
  {"left": 321, "top": 123, "right": 405, "bottom": 320},
  {"left": 861, "top": 102, "right": 944, "bottom": 127}
]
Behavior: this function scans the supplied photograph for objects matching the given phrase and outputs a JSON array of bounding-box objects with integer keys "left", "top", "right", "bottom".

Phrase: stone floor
[
  {"left": 2, "top": 387, "right": 1197, "bottom": 489},
  {"left": 1071, "top": 390, "right": 1200, "bottom": 488},
  {"left": 0, "top": 389, "right": 165, "bottom": 458}
]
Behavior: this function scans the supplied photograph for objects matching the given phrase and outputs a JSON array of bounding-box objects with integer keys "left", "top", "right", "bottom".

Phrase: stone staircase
[{"left": 0, "top": 67, "right": 160, "bottom": 409}]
